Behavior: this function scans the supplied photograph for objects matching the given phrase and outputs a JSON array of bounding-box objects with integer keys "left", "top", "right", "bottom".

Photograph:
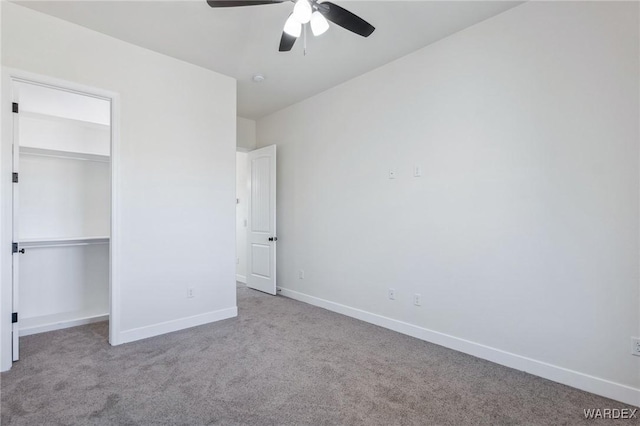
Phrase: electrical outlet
[
  {"left": 299, "top": 269, "right": 305, "bottom": 279},
  {"left": 413, "top": 293, "right": 422, "bottom": 306},
  {"left": 632, "top": 338, "right": 640, "bottom": 356},
  {"left": 388, "top": 288, "right": 396, "bottom": 300},
  {"left": 187, "top": 287, "right": 195, "bottom": 298},
  {"left": 414, "top": 166, "right": 422, "bottom": 177}
]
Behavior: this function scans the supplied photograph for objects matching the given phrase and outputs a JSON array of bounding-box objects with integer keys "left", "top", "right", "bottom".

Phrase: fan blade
[
  {"left": 318, "top": 2, "right": 375, "bottom": 37},
  {"left": 207, "top": 1, "right": 284, "bottom": 7},
  {"left": 279, "top": 32, "right": 297, "bottom": 52}
]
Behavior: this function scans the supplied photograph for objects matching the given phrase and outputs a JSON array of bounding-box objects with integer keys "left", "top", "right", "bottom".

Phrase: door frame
[
  {"left": 0, "top": 67, "right": 122, "bottom": 371},
  {"left": 235, "top": 148, "right": 249, "bottom": 284}
]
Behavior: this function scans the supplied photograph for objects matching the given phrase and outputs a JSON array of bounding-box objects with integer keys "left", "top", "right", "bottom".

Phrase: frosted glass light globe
[
  {"left": 310, "top": 11, "right": 329, "bottom": 36},
  {"left": 283, "top": 14, "right": 302, "bottom": 37},
  {"left": 292, "top": 0, "right": 312, "bottom": 24}
]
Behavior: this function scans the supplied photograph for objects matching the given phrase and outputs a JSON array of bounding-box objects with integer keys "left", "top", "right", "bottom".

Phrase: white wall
[
  {"left": 257, "top": 2, "right": 640, "bottom": 405},
  {"left": 1, "top": 2, "right": 237, "bottom": 368},
  {"left": 237, "top": 116, "right": 256, "bottom": 150},
  {"left": 236, "top": 152, "right": 248, "bottom": 282},
  {"left": 17, "top": 81, "right": 110, "bottom": 125},
  {"left": 20, "top": 113, "right": 111, "bottom": 156},
  {"left": 18, "top": 153, "right": 110, "bottom": 330},
  {"left": 20, "top": 244, "right": 109, "bottom": 320},
  {"left": 18, "top": 154, "right": 110, "bottom": 239}
]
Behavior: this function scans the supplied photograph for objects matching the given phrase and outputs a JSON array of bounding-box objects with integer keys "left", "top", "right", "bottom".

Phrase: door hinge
[
  {"left": 12, "top": 103, "right": 18, "bottom": 114},
  {"left": 12, "top": 242, "right": 18, "bottom": 254},
  {"left": 11, "top": 313, "right": 17, "bottom": 324},
  {"left": 12, "top": 172, "right": 18, "bottom": 183}
]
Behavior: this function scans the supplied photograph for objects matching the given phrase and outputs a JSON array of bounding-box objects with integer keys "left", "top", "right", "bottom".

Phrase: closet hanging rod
[{"left": 20, "top": 241, "right": 109, "bottom": 249}]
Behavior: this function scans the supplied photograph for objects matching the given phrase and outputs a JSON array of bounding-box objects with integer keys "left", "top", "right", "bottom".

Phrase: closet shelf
[
  {"left": 19, "top": 236, "right": 110, "bottom": 248},
  {"left": 20, "top": 146, "right": 110, "bottom": 163}
]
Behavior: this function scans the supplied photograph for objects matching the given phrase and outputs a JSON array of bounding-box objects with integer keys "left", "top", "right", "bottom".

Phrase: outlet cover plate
[
  {"left": 388, "top": 288, "right": 396, "bottom": 300},
  {"left": 632, "top": 337, "right": 640, "bottom": 356}
]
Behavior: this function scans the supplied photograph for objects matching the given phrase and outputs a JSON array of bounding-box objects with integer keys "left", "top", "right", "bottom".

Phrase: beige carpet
[{"left": 1, "top": 283, "right": 636, "bottom": 425}]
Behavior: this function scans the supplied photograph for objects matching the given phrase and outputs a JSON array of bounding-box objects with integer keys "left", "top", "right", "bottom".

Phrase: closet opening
[{"left": 10, "top": 78, "right": 113, "bottom": 361}]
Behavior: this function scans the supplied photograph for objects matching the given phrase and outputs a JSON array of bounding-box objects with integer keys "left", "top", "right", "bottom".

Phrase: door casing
[{"left": 1, "top": 67, "right": 121, "bottom": 371}]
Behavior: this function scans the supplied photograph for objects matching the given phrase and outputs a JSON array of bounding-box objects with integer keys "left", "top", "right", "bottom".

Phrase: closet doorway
[{"left": 10, "top": 76, "right": 114, "bottom": 361}]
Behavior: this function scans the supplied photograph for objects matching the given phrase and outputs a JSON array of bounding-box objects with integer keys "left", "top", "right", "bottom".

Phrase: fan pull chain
[{"left": 303, "top": 24, "right": 307, "bottom": 56}]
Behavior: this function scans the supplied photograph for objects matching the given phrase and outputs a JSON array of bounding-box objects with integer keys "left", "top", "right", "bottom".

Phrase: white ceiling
[{"left": 17, "top": 1, "right": 521, "bottom": 119}]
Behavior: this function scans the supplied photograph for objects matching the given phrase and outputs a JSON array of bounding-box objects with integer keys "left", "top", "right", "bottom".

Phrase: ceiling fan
[{"left": 206, "top": 0, "right": 375, "bottom": 52}]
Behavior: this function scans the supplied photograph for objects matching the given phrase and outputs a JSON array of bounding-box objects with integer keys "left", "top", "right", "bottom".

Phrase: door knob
[{"left": 268, "top": 237, "right": 278, "bottom": 242}]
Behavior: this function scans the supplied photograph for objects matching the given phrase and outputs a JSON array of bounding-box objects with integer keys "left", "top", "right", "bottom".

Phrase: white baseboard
[
  {"left": 20, "top": 314, "right": 108, "bottom": 337},
  {"left": 236, "top": 274, "right": 247, "bottom": 284},
  {"left": 117, "top": 307, "right": 237, "bottom": 345},
  {"left": 278, "top": 287, "right": 640, "bottom": 407}
]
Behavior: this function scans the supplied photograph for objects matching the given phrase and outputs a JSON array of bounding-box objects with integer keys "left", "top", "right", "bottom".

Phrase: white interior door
[
  {"left": 246, "top": 145, "right": 277, "bottom": 295},
  {"left": 11, "top": 89, "right": 21, "bottom": 361}
]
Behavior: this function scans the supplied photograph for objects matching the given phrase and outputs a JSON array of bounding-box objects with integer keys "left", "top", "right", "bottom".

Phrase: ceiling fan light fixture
[
  {"left": 283, "top": 14, "right": 302, "bottom": 37},
  {"left": 292, "top": 0, "right": 312, "bottom": 24},
  {"left": 310, "top": 11, "right": 329, "bottom": 36}
]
